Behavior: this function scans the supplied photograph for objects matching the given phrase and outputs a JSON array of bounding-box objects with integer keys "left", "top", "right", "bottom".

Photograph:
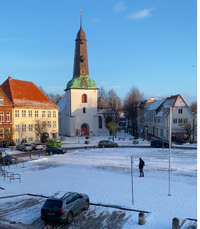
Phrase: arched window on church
[
  {"left": 82, "top": 94, "right": 87, "bottom": 103},
  {"left": 98, "top": 116, "right": 102, "bottom": 129}
]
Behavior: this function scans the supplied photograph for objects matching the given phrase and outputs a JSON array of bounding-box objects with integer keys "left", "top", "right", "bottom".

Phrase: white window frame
[
  {"left": 28, "top": 110, "right": 32, "bottom": 118},
  {"left": 178, "top": 109, "right": 183, "bottom": 114},
  {"left": 53, "top": 111, "right": 56, "bottom": 118},
  {"left": 35, "top": 110, "right": 39, "bottom": 118},
  {"left": 0, "top": 112, "right": 4, "bottom": 122},
  {"left": 0, "top": 97, "right": 3, "bottom": 105},
  {"left": 42, "top": 111, "right": 46, "bottom": 117},
  {"left": 22, "top": 110, "right": 26, "bottom": 117},
  {"left": 47, "top": 111, "right": 51, "bottom": 118},
  {"left": 22, "top": 124, "right": 26, "bottom": 132},
  {"left": 15, "top": 110, "right": 19, "bottom": 118},
  {"left": 6, "top": 112, "right": 10, "bottom": 122},
  {"left": 53, "top": 121, "right": 56, "bottom": 128},
  {"left": 15, "top": 125, "right": 20, "bottom": 132},
  {"left": 48, "top": 121, "right": 51, "bottom": 128},
  {"left": 29, "top": 124, "right": 33, "bottom": 131},
  {"left": 35, "top": 124, "right": 39, "bottom": 131}
]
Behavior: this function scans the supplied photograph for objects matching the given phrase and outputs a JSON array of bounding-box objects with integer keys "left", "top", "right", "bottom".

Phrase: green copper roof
[{"left": 65, "top": 75, "right": 98, "bottom": 90}]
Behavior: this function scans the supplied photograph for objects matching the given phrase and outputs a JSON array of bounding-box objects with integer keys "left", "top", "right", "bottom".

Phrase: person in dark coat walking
[{"left": 139, "top": 158, "right": 145, "bottom": 177}]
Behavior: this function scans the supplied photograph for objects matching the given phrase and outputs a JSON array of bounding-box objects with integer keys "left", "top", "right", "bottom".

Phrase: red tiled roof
[{"left": 1, "top": 77, "right": 59, "bottom": 109}]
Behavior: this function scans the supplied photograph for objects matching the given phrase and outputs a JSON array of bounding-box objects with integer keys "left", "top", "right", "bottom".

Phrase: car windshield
[
  {"left": 25, "top": 144, "right": 31, "bottom": 146},
  {"left": 54, "top": 140, "right": 61, "bottom": 143},
  {"left": 43, "top": 200, "right": 63, "bottom": 209},
  {"left": 36, "top": 144, "right": 42, "bottom": 145}
]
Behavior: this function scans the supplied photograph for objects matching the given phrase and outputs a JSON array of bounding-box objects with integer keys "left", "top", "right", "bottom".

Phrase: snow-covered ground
[{"left": 0, "top": 132, "right": 197, "bottom": 228}]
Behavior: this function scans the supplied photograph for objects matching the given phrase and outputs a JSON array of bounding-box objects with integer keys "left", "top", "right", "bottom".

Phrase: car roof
[{"left": 49, "top": 191, "right": 76, "bottom": 200}]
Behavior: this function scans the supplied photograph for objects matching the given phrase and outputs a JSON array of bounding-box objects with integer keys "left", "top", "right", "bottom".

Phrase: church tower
[{"left": 63, "top": 7, "right": 98, "bottom": 136}]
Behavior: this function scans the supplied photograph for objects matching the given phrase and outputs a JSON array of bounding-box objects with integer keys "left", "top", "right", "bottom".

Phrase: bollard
[
  {"left": 172, "top": 217, "right": 179, "bottom": 229},
  {"left": 138, "top": 212, "right": 145, "bottom": 225},
  {"left": 30, "top": 155, "right": 33, "bottom": 159},
  {"left": 94, "top": 145, "right": 96, "bottom": 149},
  {"left": 85, "top": 146, "right": 87, "bottom": 149},
  {"left": 49, "top": 151, "right": 52, "bottom": 156}
]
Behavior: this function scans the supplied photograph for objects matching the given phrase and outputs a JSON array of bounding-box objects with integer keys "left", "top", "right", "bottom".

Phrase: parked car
[
  {"left": 32, "top": 143, "right": 43, "bottom": 150},
  {"left": 0, "top": 153, "right": 18, "bottom": 165},
  {"left": 9, "top": 141, "right": 16, "bottom": 146},
  {"left": 150, "top": 140, "right": 169, "bottom": 148},
  {"left": 41, "top": 191, "right": 89, "bottom": 223},
  {"left": 98, "top": 140, "right": 118, "bottom": 148},
  {"left": 46, "top": 139, "right": 61, "bottom": 148},
  {"left": 18, "top": 143, "right": 32, "bottom": 151},
  {"left": 46, "top": 147, "right": 66, "bottom": 155}
]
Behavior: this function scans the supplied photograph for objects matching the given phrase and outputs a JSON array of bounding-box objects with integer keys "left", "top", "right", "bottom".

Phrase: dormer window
[
  {"left": 82, "top": 94, "right": 87, "bottom": 103},
  {"left": 0, "top": 97, "right": 3, "bottom": 105}
]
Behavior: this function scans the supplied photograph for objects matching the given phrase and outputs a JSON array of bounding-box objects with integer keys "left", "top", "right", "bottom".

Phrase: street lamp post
[{"left": 168, "top": 106, "right": 172, "bottom": 196}]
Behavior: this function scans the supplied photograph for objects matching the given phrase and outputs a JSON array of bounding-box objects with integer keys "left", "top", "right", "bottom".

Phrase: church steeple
[
  {"left": 65, "top": 6, "right": 97, "bottom": 91},
  {"left": 73, "top": 5, "right": 89, "bottom": 77}
]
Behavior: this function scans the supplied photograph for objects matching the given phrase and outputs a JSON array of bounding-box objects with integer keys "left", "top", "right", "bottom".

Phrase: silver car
[
  {"left": 18, "top": 143, "right": 32, "bottom": 151},
  {"left": 32, "top": 143, "right": 43, "bottom": 150},
  {"left": 41, "top": 191, "right": 89, "bottom": 223}
]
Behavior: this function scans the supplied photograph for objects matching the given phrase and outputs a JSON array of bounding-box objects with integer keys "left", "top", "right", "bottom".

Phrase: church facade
[{"left": 59, "top": 24, "right": 108, "bottom": 136}]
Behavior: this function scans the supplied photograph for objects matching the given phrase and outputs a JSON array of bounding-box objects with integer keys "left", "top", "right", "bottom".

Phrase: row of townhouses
[
  {"left": 0, "top": 76, "right": 59, "bottom": 147},
  {"left": 137, "top": 94, "right": 197, "bottom": 142}
]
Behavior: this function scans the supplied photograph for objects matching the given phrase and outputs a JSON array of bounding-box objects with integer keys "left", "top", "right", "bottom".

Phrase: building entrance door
[{"left": 81, "top": 124, "right": 87, "bottom": 136}]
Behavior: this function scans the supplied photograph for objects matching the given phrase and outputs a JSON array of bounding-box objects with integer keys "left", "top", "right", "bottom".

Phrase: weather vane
[{"left": 80, "top": 3, "right": 82, "bottom": 27}]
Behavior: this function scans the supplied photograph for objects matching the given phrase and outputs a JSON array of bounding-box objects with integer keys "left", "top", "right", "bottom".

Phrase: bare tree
[
  {"left": 100, "top": 89, "right": 122, "bottom": 135},
  {"left": 184, "top": 123, "right": 197, "bottom": 143},
  {"left": 38, "top": 86, "right": 64, "bottom": 104},
  {"left": 190, "top": 101, "right": 197, "bottom": 113},
  {"left": 4, "top": 128, "right": 14, "bottom": 147},
  {"left": 98, "top": 86, "right": 107, "bottom": 101},
  {"left": 34, "top": 120, "right": 48, "bottom": 142},
  {"left": 123, "top": 86, "right": 145, "bottom": 137}
]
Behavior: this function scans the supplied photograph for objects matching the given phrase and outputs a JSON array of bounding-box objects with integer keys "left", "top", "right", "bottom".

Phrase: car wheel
[
  {"left": 67, "top": 212, "right": 73, "bottom": 224},
  {"left": 84, "top": 200, "right": 89, "bottom": 210},
  {"left": 102, "top": 145, "right": 105, "bottom": 148},
  {"left": 114, "top": 144, "right": 116, "bottom": 147},
  {"left": 153, "top": 145, "right": 156, "bottom": 148}
]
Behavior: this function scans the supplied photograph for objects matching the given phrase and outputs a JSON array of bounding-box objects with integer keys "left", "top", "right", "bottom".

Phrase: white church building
[{"left": 58, "top": 21, "right": 109, "bottom": 137}]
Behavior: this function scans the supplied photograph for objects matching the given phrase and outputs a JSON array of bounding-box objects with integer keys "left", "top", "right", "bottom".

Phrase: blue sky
[{"left": 0, "top": 0, "right": 197, "bottom": 105}]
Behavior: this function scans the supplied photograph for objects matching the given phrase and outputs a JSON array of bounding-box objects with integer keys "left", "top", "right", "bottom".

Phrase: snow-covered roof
[
  {"left": 1, "top": 77, "right": 59, "bottom": 109},
  {"left": 147, "top": 98, "right": 167, "bottom": 111},
  {"left": 57, "top": 96, "right": 66, "bottom": 113}
]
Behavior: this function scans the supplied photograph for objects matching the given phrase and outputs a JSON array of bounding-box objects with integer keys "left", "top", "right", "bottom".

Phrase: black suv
[
  {"left": 150, "top": 140, "right": 169, "bottom": 148},
  {"left": 41, "top": 191, "right": 89, "bottom": 223}
]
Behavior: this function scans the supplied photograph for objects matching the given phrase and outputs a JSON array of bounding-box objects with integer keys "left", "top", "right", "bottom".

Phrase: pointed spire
[{"left": 80, "top": 3, "right": 82, "bottom": 28}]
